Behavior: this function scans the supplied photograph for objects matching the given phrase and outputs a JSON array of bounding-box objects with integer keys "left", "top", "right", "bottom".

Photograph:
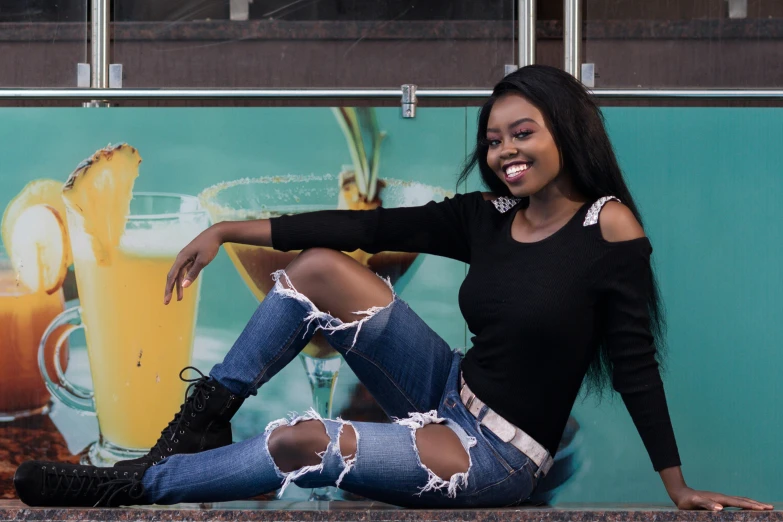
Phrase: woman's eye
[
  {"left": 486, "top": 139, "right": 501, "bottom": 147},
  {"left": 515, "top": 131, "right": 532, "bottom": 139}
]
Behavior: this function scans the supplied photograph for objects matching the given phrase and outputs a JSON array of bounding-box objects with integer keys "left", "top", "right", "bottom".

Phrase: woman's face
[{"left": 485, "top": 93, "right": 562, "bottom": 198}]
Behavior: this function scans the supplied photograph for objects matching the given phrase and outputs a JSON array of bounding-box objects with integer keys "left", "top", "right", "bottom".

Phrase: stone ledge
[{"left": 1, "top": 500, "right": 780, "bottom": 522}]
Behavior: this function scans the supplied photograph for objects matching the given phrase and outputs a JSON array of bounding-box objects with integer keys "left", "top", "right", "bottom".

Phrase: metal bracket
[
  {"left": 401, "top": 84, "right": 417, "bottom": 118},
  {"left": 581, "top": 63, "right": 596, "bottom": 88},
  {"left": 230, "top": 0, "right": 251, "bottom": 21},
  {"left": 77, "top": 63, "right": 91, "bottom": 88},
  {"left": 727, "top": 0, "right": 747, "bottom": 19},
  {"left": 109, "top": 64, "right": 123, "bottom": 89},
  {"left": 78, "top": 63, "right": 108, "bottom": 106},
  {"left": 79, "top": 63, "right": 121, "bottom": 106}
]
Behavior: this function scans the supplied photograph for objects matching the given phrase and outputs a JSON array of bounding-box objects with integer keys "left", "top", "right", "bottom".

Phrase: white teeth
[{"left": 505, "top": 163, "right": 530, "bottom": 176}]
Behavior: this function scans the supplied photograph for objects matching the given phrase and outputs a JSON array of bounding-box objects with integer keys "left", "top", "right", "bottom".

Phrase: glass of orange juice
[
  {"left": 0, "top": 246, "right": 66, "bottom": 421},
  {"left": 38, "top": 193, "right": 209, "bottom": 465}
]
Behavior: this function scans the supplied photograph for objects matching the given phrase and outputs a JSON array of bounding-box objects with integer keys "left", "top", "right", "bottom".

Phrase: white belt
[{"left": 460, "top": 373, "right": 553, "bottom": 478}]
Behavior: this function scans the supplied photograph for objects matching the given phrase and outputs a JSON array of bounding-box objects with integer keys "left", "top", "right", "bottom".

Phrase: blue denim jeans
[{"left": 142, "top": 270, "right": 542, "bottom": 508}]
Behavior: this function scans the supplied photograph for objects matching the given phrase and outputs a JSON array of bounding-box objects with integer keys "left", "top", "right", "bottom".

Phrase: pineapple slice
[
  {"left": 62, "top": 143, "right": 141, "bottom": 266},
  {"left": 1, "top": 179, "right": 72, "bottom": 267}
]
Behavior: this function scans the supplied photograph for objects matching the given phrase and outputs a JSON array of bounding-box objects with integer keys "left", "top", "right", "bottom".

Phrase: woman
[{"left": 14, "top": 65, "right": 773, "bottom": 511}]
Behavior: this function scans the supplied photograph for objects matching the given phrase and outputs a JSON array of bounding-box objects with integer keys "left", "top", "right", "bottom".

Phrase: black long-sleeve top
[{"left": 269, "top": 191, "right": 681, "bottom": 471}]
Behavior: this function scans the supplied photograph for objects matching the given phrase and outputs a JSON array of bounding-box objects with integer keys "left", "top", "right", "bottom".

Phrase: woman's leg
[
  {"left": 141, "top": 408, "right": 530, "bottom": 508},
  {"left": 211, "top": 247, "right": 458, "bottom": 418},
  {"left": 208, "top": 247, "right": 396, "bottom": 396},
  {"left": 128, "top": 247, "right": 457, "bottom": 467}
]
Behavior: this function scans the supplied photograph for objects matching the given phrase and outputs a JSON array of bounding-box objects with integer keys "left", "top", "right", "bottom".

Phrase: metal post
[
  {"left": 564, "top": 0, "right": 581, "bottom": 79},
  {"left": 86, "top": 0, "right": 110, "bottom": 106},
  {"left": 519, "top": 0, "right": 536, "bottom": 67},
  {"left": 91, "top": 0, "right": 109, "bottom": 89}
]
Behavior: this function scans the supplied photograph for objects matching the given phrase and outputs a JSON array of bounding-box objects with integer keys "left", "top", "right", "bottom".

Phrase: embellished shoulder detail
[
  {"left": 583, "top": 196, "right": 621, "bottom": 226},
  {"left": 491, "top": 196, "right": 522, "bottom": 213}
]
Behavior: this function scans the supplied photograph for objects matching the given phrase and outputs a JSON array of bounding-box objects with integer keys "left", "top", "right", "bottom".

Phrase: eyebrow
[{"left": 486, "top": 118, "right": 537, "bottom": 133}]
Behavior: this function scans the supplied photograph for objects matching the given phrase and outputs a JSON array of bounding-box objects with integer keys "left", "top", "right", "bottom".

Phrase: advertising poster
[{"left": 0, "top": 106, "right": 780, "bottom": 504}]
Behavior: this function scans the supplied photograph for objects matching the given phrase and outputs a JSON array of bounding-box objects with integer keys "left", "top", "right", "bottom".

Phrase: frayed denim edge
[
  {"left": 270, "top": 269, "right": 396, "bottom": 352},
  {"left": 263, "top": 408, "right": 359, "bottom": 497},
  {"left": 392, "top": 410, "right": 477, "bottom": 498}
]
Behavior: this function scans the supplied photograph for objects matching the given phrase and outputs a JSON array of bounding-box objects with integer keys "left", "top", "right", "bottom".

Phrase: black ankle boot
[
  {"left": 116, "top": 366, "right": 244, "bottom": 468},
  {"left": 14, "top": 460, "right": 148, "bottom": 507}
]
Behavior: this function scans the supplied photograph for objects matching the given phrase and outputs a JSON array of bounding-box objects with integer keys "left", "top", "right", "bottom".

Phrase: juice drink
[
  {"left": 71, "top": 229, "right": 201, "bottom": 449},
  {"left": 0, "top": 261, "right": 65, "bottom": 417}
]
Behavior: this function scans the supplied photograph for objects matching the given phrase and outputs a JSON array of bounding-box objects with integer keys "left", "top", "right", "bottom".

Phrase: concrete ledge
[{"left": 1, "top": 500, "right": 780, "bottom": 522}]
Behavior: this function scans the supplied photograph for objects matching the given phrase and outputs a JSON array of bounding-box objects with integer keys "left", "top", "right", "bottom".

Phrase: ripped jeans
[{"left": 141, "top": 270, "right": 540, "bottom": 508}]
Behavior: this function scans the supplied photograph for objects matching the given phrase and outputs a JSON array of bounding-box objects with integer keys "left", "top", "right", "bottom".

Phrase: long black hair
[{"left": 458, "top": 64, "right": 667, "bottom": 398}]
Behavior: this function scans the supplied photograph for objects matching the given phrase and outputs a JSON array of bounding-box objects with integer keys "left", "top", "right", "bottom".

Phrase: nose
[{"left": 501, "top": 143, "right": 519, "bottom": 158}]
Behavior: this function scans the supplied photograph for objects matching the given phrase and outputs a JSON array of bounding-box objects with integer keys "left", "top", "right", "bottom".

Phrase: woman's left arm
[{"left": 599, "top": 202, "right": 773, "bottom": 511}]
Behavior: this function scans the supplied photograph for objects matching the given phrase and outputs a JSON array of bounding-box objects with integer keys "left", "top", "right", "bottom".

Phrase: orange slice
[
  {"left": 62, "top": 143, "right": 141, "bottom": 266},
  {"left": 1, "top": 179, "right": 72, "bottom": 267},
  {"left": 9, "top": 204, "right": 69, "bottom": 294}
]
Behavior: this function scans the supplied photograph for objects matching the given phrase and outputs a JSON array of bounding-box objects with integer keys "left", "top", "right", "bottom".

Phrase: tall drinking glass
[{"left": 38, "top": 193, "right": 209, "bottom": 465}]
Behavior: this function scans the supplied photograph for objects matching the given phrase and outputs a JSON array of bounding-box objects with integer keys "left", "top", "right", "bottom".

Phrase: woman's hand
[
  {"left": 164, "top": 225, "right": 223, "bottom": 304},
  {"left": 660, "top": 467, "right": 773, "bottom": 511},
  {"left": 668, "top": 486, "right": 773, "bottom": 511}
]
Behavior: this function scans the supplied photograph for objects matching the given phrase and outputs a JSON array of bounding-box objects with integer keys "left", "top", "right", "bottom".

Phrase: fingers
[
  {"left": 176, "top": 264, "right": 185, "bottom": 301},
  {"left": 183, "top": 258, "right": 206, "bottom": 289},
  {"left": 697, "top": 498, "right": 723, "bottom": 511},
  {"left": 723, "top": 495, "right": 774, "bottom": 510},
  {"left": 700, "top": 493, "right": 774, "bottom": 511},
  {"left": 164, "top": 260, "right": 182, "bottom": 304},
  {"left": 164, "top": 255, "right": 192, "bottom": 304}
]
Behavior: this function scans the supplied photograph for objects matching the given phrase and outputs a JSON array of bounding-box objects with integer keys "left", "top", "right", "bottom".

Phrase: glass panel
[
  {"left": 113, "top": 0, "right": 516, "bottom": 88},
  {"left": 0, "top": 0, "right": 90, "bottom": 88},
  {"left": 582, "top": 0, "right": 783, "bottom": 88}
]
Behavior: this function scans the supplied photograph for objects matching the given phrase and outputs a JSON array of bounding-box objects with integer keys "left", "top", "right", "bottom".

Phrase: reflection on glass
[
  {"left": 112, "top": 0, "right": 515, "bottom": 88},
  {"left": 0, "top": 0, "right": 89, "bottom": 88},
  {"left": 579, "top": 0, "right": 783, "bottom": 88}
]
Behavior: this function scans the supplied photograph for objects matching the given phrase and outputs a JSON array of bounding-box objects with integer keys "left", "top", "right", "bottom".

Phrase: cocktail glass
[{"left": 199, "top": 173, "right": 450, "bottom": 500}]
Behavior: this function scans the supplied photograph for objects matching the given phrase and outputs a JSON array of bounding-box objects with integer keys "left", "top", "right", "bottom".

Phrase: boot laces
[
  {"left": 40, "top": 465, "right": 145, "bottom": 507},
  {"left": 149, "top": 366, "right": 215, "bottom": 463}
]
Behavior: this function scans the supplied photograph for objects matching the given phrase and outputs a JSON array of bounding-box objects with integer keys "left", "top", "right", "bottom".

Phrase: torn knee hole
[
  {"left": 271, "top": 268, "right": 396, "bottom": 351},
  {"left": 335, "top": 420, "right": 359, "bottom": 488},
  {"left": 415, "top": 424, "right": 470, "bottom": 481},
  {"left": 393, "top": 410, "right": 476, "bottom": 498},
  {"left": 267, "top": 419, "right": 328, "bottom": 473},
  {"left": 337, "top": 422, "right": 357, "bottom": 460}
]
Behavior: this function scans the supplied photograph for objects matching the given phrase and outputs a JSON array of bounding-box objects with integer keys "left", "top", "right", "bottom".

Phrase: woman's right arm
[
  {"left": 214, "top": 218, "right": 273, "bottom": 247},
  {"left": 164, "top": 191, "right": 484, "bottom": 304}
]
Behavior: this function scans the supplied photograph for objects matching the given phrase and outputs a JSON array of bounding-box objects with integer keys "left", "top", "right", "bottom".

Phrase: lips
[{"left": 503, "top": 161, "right": 532, "bottom": 182}]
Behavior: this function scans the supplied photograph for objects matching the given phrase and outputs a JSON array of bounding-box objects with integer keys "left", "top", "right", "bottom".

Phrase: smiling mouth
[{"left": 503, "top": 162, "right": 532, "bottom": 182}]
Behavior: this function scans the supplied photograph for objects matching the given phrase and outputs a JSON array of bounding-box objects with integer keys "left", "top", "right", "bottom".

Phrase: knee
[
  {"left": 286, "top": 248, "right": 345, "bottom": 285},
  {"left": 267, "top": 421, "right": 328, "bottom": 473},
  {"left": 267, "top": 425, "right": 305, "bottom": 472}
]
